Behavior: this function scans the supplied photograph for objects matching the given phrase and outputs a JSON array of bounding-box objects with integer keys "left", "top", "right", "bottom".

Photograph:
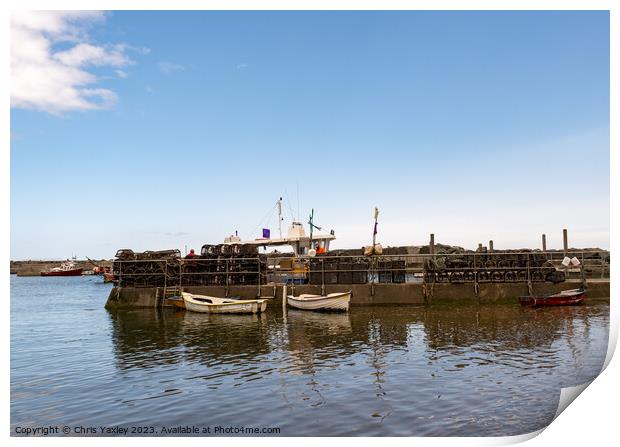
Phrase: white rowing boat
[
  {"left": 287, "top": 291, "right": 351, "bottom": 311},
  {"left": 181, "top": 292, "right": 267, "bottom": 314}
]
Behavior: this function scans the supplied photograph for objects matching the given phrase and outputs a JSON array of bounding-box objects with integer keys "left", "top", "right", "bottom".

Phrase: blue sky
[{"left": 10, "top": 11, "right": 609, "bottom": 259}]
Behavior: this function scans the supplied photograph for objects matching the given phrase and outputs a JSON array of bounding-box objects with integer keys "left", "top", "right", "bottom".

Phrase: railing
[
  {"left": 114, "top": 257, "right": 266, "bottom": 297},
  {"left": 112, "top": 250, "right": 610, "bottom": 292}
]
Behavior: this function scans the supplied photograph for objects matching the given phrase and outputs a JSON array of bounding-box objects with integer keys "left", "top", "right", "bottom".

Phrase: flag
[
  {"left": 373, "top": 207, "right": 379, "bottom": 235},
  {"left": 262, "top": 228, "right": 270, "bottom": 239}
]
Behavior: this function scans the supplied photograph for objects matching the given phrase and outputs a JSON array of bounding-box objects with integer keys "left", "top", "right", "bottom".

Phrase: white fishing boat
[
  {"left": 287, "top": 291, "right": 351, "bottom": 311},
  {"left": 223, "top": 198, "right": 336, "bottom": 257},
  {"left": 181, "top": 292, "right": 268, "bottom": 314}
]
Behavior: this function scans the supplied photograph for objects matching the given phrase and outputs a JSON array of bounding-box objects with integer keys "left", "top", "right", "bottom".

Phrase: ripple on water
[{"left": 10, "top": 277, "right": 609, "bottom": 436}]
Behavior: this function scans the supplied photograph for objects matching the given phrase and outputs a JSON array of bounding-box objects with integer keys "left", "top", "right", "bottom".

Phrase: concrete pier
[{"left": 105, "top": 279, "right": 610, "bottom": 309}]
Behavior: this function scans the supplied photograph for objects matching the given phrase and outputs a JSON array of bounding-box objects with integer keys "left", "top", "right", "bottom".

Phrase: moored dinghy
[
  {"left": 166, "top": 295, "right": 186, "bottom": 309},
  {"left": 519, "top": 288, "right": 587, "bottom": 307},
  {"left": 287, "top": 291, "right": 351, "bottom": 312},
  {"left": 181, "top": 292, "right": 267, "bottom": 314}
]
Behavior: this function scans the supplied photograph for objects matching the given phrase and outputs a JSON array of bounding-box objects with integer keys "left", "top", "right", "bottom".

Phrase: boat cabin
[{"left": 224, "top": 221, "right": 335, "bottom": 257}]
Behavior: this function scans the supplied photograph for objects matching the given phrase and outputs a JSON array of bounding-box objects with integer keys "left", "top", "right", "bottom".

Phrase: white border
[{"left": 3, "top": 2, "right": 617, "bottom": 446}]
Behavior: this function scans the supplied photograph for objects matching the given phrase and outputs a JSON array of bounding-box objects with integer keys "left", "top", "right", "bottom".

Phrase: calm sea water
[{"left": 11, "top": 275, "right": 609, "bottom": 436}]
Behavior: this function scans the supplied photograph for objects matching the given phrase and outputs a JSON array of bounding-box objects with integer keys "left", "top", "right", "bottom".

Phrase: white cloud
[
  {"left": 54, "top": 43, "right": 131, "bottom": 67},
  {"left": 236, "top": 63, "right": 249, "bottom": 70},
  {"left": 11, "top": 11, "right": 134, "bottom": 115},
  {"left": 115, "top": 69, "right": 128, "bottom": 78},
  {"left": 158, "top": 61, "right": 185, "bottom": 75}
]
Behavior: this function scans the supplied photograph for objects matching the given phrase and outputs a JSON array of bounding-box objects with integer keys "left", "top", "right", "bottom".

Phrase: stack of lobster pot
[
  {"left": 308, "top": 255, "right": 370, "bottom": 285},
  {"left": 422, "top": 249, "right": 566, "bottom": 284},
  {"left": 113, "top": 248, "right": 181, "bottom": 288},
  {"left": 351, "top": 258, "right": 369, "bottom": 284},
  {"left": 376, "top": 259, "right": 407, "bottom": 283},
  {"left": 308, "top": 256, "right": 338, "bottom": 285},
  {"left": 196, "top": 243, "right": 264, "bottom": 286}
]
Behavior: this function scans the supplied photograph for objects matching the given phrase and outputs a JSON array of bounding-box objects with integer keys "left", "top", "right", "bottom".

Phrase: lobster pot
[
  {"left": 324, "top": 261, "right": 339, "bottom": 284},
  {"left": 352, "top": 259, "right": 369, "bottom": 284},
  {"left": 546, "top": 270, "right": 566, "bottom": 284},
  {"left": 228, "top": 259, "right": 241, "bottom": 285},
  {"left": 308, "top": 258, "right": 323, "bottom": 285},
  {"left": 307, "top": 258, "right": 338, "bottom": 285},
  {"left": 477, "top": 271, "right": 491, "bottom": 283},
  {"left": 378, "top": 261, "right": 392, "bottom": 283},
  {"left": 491, "top": 271, "right": 505, "bottom": 282},
  {"left": 243, "top": 259, "right": 262, "bottom": 285},
  {"left": 392, "top": 260, "right": 406, "bottom": 283},
  {"left": 215, "top": 259, "right": 228, "bottom": 285},
  {"left": 112, "top": 260, "right": 128, "bottom": 287},
  {"left": 203, "top": 260, "right": 214, "bottom": 285},
  {"left": 338, "top": 262, "right": 353, "bottom": 284},
  {"left": 309, "top": 272, "right": 323, "bottom": 284}
]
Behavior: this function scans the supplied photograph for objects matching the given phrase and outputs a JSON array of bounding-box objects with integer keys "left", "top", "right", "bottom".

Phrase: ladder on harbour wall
[{"left": 155, "top": 285, "right": 181, "bottom": 307}]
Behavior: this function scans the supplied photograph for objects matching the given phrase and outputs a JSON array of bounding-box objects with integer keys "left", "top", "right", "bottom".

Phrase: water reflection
[
  {"left": 12, "top": 275, "right": 610, "bottom": 436},
  {"left": 107, "top": 304, "right": 607, "bottom": 381},
  {"left": 104, "top": 303, "right": 608, "bottom": 435}
]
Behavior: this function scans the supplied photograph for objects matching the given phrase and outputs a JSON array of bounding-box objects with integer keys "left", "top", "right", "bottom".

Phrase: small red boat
[
  {"left": 103, "top": 272, "right": 116, "bottom": 283},
  {"left": 519, "top": 288, "right": 587, "bottom": 307},
  {"left": 40, "top": 259, "right": 83, "bottom": 277}
]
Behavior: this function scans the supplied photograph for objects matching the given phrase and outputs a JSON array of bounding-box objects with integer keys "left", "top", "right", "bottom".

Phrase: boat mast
[
  {"left": 308, "top": 208, "right": 322, "bottom": 248},
  {"left": 309, "top": 208, "right": 314, "bottom": 245},
  {"left": 277, "top": 197, "right": 283, "bottom": 239}
]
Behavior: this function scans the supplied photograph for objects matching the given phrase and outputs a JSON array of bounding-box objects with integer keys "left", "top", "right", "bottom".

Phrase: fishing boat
[
  {"left": 287, "top": 291, "right": 351, "bottom": 311},
  {"left": 40, "top": 259, "right": 83, "bottom": 277},
  {"left": 222, "top": 198, "right": 336, "bottom": 257},
  {"left": 519, "top": 288, "right": 587, "bottom": 307},
  {"left": 181, "top": 292, "right": 267, "bottom": 314}
]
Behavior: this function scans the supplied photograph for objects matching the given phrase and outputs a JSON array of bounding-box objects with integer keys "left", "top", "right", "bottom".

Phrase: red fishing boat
[
  {"left": 40, "top": 259, "right": 83, "bottom": 277},
  {"left": 519, "top": 288, "right": 586, "bottom": 307}
]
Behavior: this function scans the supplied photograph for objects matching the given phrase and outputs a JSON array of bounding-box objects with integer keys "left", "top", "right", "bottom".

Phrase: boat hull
[
  {"left": 41, "top": 268, "right": 83, "bottom": 277},
  {"left": 182, "top": 292, "right": 267, "bottom": 314},
  {"left": 287, "top": 291, "right": 351, "bottom": 311},
  {"left": 519, "top": 289, "right": 586, "bottom": 307},
  {"left": 166, "top": 295, "right": 186, "bottom": 309},
  {"left": 103, "top": 272, "right": 116, "bottom": 283}
]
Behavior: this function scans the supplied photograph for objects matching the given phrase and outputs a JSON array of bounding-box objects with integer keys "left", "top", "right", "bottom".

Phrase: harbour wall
[
  {"left": 105, "top": 279, "right": 609, "bottom": 308},
  {"left": 11, "top": 260, "right": 112, "bottom": 276}
]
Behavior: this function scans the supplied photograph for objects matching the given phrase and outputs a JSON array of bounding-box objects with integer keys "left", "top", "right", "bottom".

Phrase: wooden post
[
  {"left": 225, "top": 259, "right": 229, "bottom": 297},
  {"left": 489, "top": 240, "right": 494, "bottom": 252},
  {"left": 257, "top": 258, "right": 261, "bottom": 297},
  {"left": 429, "top": 233, "right": 435, "bottom": 255},
  {"left": 321, "top": 259, "right": 325, "bottom": 296},
  {"left": 542, "top": 234, "right": 547, "bottom": 252},
  {"left": 162, "top": 260, "right": 167, "bottom": 307},
  {"left": 563, "top": 229, "right": 568, "bottom": 255},
  {"left": 473, "top": 252, "right": 478, "bottom": 299}
]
